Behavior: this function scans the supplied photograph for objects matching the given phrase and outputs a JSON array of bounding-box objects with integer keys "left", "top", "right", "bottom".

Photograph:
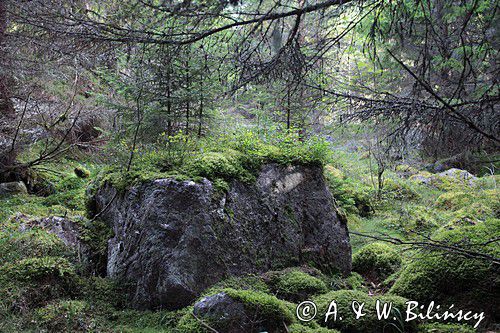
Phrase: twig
[
  {"left": 351, "top": 231, "right": 500, "bottom": 265},
  {"left": 191, "top": 313, "right": 220, "bottom": 333}
]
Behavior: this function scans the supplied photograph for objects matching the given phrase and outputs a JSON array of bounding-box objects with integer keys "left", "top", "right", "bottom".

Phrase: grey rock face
[
  {"left": 0, "top": 181, "right": 28, "bottom": 196},
  {"left": 93, "top": 163, "right": 351, "bottom": 309}
]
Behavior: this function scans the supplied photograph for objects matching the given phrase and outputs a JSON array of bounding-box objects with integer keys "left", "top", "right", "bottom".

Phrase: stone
[
  {"left": 193, "top": 292, "right": 249, "bottom": 332},
  {"left": 15, "top": 215, "right": 92, "bottom": 269},
  {"left": 437, "top": 168, "right": 477, "bottom": 185},
  {"left": 0, "top": 181, "right": 28, "bottom": 196},
  {"left": 92, "top": 163, "right": 352, "bottom": 309}
]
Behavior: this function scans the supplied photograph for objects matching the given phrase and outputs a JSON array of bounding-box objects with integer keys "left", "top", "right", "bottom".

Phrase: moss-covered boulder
[
  {"left": 313, "top": 290, "right": 414, "bottom": 332},
  {"left": 352, "top": 242, "right": 402, "bottom": 282},
  {"left": 390, "top": 220, "right": 499, "bottom": 326},
  {"left": 92, "top": 163, "right": 351, "bottom": 310},
  {"left": 178, "top": 288, "right": 294, "bottom": 333},
  {"left": 264, "top": 267, "right": 328, "bottom": 302}
]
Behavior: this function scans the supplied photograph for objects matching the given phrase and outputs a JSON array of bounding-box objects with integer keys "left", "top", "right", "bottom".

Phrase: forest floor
[{"left": 0, "top": 125, "right": 498, "bottom": 333}]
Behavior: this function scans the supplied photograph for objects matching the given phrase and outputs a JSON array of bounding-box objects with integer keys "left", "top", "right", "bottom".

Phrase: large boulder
[{"left": 93, "top": 163, "right": 351, "bottom": 309}]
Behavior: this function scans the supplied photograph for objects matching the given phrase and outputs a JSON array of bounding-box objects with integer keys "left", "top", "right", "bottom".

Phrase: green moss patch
[
  {"left": 352, "top": 242, "right": 402, "bottom": 282},
  {"left": 390, "top": 220, "right": 499, "bottom": 323},
  {"left": 265, "top": 268, "right": 328, "bottom": 302}
]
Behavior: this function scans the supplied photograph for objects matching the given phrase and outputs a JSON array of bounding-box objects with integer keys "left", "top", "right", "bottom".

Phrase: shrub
[
  {"left": 324, "top": 169, "right": 373, "bottom": 216},
  {"left": 0, "top": 256, "right": 77, "bottom": 312},
  {"left": 313, "top": 290, "right": 414, "bottom": 332},
  {"left": 0, "top": 229, "right": 67, "bottom": 264},
  {"left": 265, "top": 268, "right": 328, "bottom": 302},
  {"left": 352, "top": 243, "right": 402, "bottom": 281}
]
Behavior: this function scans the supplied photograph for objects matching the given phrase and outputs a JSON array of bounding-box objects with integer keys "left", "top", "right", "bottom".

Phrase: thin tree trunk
[
  {"left": 0, "top": 1, "right": 17, "bottom": 181},
  {"left": 185, "top": 58, "right": 190, "bottom": 135}
]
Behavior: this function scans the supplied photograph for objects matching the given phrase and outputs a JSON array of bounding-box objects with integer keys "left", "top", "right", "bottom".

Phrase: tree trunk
[{"left": 0, "top": 0, "right": 18, "bottom": 182}]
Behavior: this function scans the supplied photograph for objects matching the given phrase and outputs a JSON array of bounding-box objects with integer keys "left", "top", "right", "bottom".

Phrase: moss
[
  {"left": 266, "top": 268, "right": 328, "bottom": 302},
  {"left": 313, "top": 290, "right": 414, "bottom": 332},
  {"left": 395, "top": 164, "right": 419, "bottom": 176},
  {"left": 0, "top": 256, "right": 75, "bottom": 282},
  {"left": 34, "top": 300, "right": 93, "bottom": 332},
  {"left": 177, "top": 288, "right": 294, "bottom": 333},
  {"left": 390, "top": 220, "right": 499, "bottom": 322},
  {"left": 409, "top": 171, "right": 434, "bottom": 181},
  {"left": 176, "top": 307, "right": 207, "bottom": 333},
  {"left": 344, "top": 272, "right": 366, "bottom": 290},
  {"left": 79, "top": 219, "right": 113, "bottom": 275},
  {"left": 201, "top": 275, "right": 270, "bottom": 296},
  {"left": 416, "top": 322, "right": 476, "bottom": 333},
  {"left": 391, "top": 205, "right": 441, "bottom": 234},
  {"left": 435, "top": 191, "right": 472, "bottom": 210},
  {"left": 328, "top": 272, "right": 367, "bottom": 291},
  {"left": 324, "top": 164, "right": 344, "bottom": 179},
  {"left": 352, "top": 242, "right": 402, "bottom": 281},
  {"left": 382, "top": 178, "right": 420, "bottom": 201},
  {"left": 288, "top": 322, "right": 339, "bottom": 332},
  {"left": 0, "top": 228, "right": 67, "bottom": 265},
  {"left": 223, "top": 288, "right": 295, "bottom": 324}
]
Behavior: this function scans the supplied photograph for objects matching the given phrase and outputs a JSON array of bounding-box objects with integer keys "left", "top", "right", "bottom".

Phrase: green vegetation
[
  {"left": 1, "top": 0, "right": 499, "bottom": 331},
  {"left": 265, "top": 268, "right": 328, "bottom": 302},
  {"left": 176, "top": 288, "right": 295, "bottom": 333},
  {"left": 223, "top": 288, "right": 295, "bottom": 324},
  {"left": 95, "top": 129, "right": 331, "bottom": 194},
  {"left": 416, "top": 323, "right": 476, "bottom": 333},
  {"left": 390, "top": 221, "right": 499, "bottom": 311},
  {"left": 352, "top": 242, "right": 402, "bottom": 281}
]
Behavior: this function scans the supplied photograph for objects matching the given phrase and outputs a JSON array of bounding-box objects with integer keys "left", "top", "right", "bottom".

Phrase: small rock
[
  {"left": 193, "top": 292, "right": 249, "bottom": 332},
  {"left": 438, "top": 168, "right": 477, "bottom": 185},
  {"left": 0, "top": 181, "right": 28, "bottom": 196}
]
